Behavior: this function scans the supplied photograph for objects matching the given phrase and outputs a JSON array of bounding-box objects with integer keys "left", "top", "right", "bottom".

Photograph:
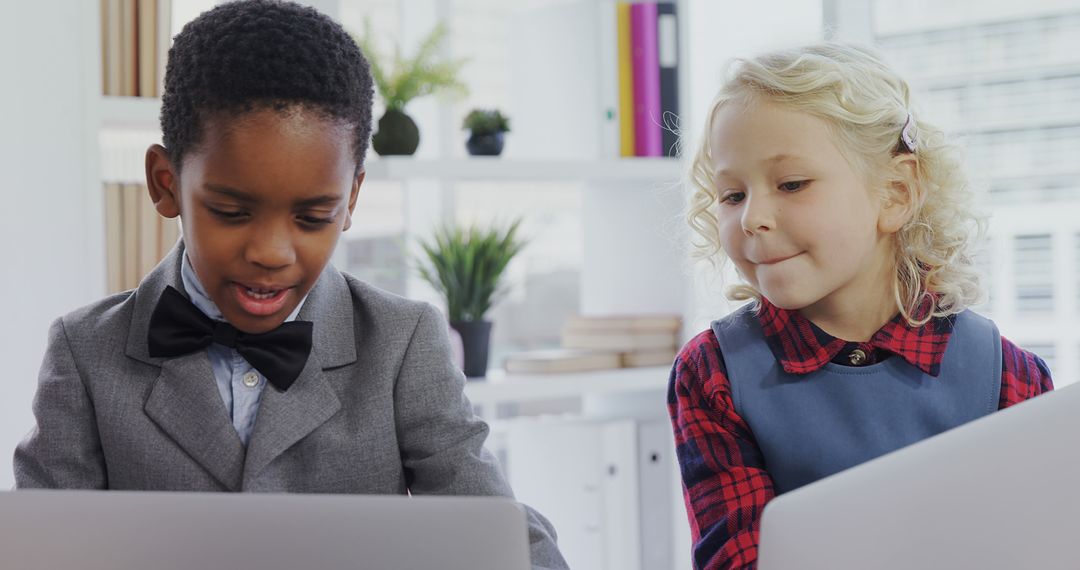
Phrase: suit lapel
[
  {"left": 128, "top": 241, "right": 247, "bottom": 490},
  {"left": 241, "top": 264, "right": 356, "bottom": 483},
  {"left": 144, "top": 352, "right": 247, "bottom": 491},
  {"left": 241, "top": 360, "right": 341, "bottom": 483}
]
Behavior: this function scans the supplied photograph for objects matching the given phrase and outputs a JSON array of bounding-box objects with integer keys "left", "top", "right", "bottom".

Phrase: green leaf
[
  {"left": 353, "top": 18, "right": 469, "bottom": 111},
  {"left": 413, "top": 219, "right": 528, "bottom": 322}
]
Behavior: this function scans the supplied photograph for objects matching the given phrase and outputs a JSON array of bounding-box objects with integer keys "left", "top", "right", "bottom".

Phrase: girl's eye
[
  {"left": 720, "top": 191, "right": 746, "bottom": 205},
  {"left": 779, "top": 180, "right": 809, "bottom": 192}
]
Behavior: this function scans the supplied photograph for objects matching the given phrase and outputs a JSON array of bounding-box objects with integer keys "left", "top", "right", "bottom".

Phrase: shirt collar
[
  {"left": 755, "top": 296, "right": 954, "bottom": 377},
  {"left": 180, "top": 254, "right": 307, "bottom": 324}
]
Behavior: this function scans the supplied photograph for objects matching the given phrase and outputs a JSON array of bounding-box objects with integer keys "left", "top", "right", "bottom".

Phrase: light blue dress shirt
[{"left": 180, "top": 255, "right": 307, "bottom": 447}]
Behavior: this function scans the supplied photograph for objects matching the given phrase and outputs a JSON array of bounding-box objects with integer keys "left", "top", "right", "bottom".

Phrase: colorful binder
[
  {"left": 657, "top": 2, "right": 679, "bottom": 157},
  {"left": 617, "top": 2, "right": 637, "bottom": 157},
  {"left": 629, "top": 3, "right": 662, "bottom": 157}
]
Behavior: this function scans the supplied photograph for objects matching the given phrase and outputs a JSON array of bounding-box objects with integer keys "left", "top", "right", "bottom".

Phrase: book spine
[
  {"left": 657, "top": 2, "right": 679, "bottom": 157},
  {"left": 104, "top": 182, "right": 123, "bottom": 293},
  {"left": 138, "top": 183, "right": 159, "bottom": 278},
  {"left": 106, "top": 0, "right": 123, "bottom": 96},
  {"left": 122, "top": 183, "right": 140, "bottom": 289},
  {"left": 616, "top": 2, "right": 636, "bottom": 157},
  {"left": 100, "top": 0, "right": 108, "bottom": 96},
  {"left": 630, "top": 3, "right": 661, "bottom": 157},
  {"left": 120, "top": 0, "right": 136, "bottom": 97},
  {"left": 137, "top": 0, "right": 157, "bottom": 97},
  {"left": 156, "top": 0, "right": 172, "bottom": 98}
]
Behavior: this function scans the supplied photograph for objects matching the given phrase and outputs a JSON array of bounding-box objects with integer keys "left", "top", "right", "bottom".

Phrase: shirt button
[
  {"left": 848, "top": 348, "right": 868, "bottom": 366},
  {"left": 242, "top": 372, "right": 260, "bottom": 388}
]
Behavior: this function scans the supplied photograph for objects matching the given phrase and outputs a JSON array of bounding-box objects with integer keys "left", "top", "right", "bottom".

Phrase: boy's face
[
  {"left": 709, "top": 99, "right": 898, "bottom": 326},
  {"left": 149, "top": 108, "right": 361, "bottom": 334}
]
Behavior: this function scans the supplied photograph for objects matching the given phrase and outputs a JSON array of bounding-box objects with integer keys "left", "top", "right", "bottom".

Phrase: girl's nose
[{"left": 740, "top": 191, "right": 775, "bottom": 236}]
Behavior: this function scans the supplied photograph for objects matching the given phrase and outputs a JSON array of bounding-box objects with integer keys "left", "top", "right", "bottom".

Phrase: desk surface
[{"left": 463, "top": 366, "right": 669, "bottom": 406}]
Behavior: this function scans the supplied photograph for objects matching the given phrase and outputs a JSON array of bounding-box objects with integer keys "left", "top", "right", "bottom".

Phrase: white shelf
[
  {"left": 363, "top": 156, "right": 685, "bottom": 183},
  {"left": 463, "top": 366, "right": 669, "bottom": 408},
  {"left": 99, "top": 96, "right": 161, "bottom": 130}
]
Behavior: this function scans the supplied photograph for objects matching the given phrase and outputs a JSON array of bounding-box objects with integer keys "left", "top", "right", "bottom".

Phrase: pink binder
[{"left": 630, "top": 3, "right": 662, "bottom": 157}]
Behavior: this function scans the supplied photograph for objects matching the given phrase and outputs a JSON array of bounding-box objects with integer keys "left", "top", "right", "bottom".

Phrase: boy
[{"left": 13, "top": 2, "right": 567, "bottom": 568}]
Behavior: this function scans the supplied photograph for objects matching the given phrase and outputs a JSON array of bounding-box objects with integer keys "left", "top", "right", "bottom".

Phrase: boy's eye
[
  {"left": 720, "top": 191, "right": 746, "bottom": 205},
  {"left": 207, "top": 206, "right": 247, "bottom": 220},
  {"left": 779, "top": 180, "right": 809, "bottom": 192},
  {"left": 298, "top": 214, "right": 335, "bottom": 226}
]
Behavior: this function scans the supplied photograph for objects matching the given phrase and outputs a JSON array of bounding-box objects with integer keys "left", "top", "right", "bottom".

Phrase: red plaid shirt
[{"left": 668, "top": 299, "right": 1054, "bottom": 570}]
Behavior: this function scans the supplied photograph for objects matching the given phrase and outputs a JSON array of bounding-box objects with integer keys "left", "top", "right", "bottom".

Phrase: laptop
[
  {"left": 0, "top": 491, "right": 531, "bottom": 570},
  {"left": 757, "top": 381, "right": 1080, "bottom": 569}
]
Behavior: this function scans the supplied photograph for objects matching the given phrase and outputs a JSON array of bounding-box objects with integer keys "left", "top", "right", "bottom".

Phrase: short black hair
[{"left": 161, "top": 0, "right": 374, "bottom": 172}]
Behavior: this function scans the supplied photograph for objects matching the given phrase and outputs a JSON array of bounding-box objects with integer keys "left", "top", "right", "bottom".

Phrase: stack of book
[
  {"left": 101, "top": 0, "right": 172, "bottom": 97},
  {"left": 503, "top": 314, "right": 682, "bottom": 374},
  {"left": 561, "top": 314, "right": 681, "bottom": 367}
]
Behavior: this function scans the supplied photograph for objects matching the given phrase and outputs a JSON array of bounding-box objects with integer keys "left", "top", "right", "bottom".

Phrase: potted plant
[
  {"left": 462, "top": 109, "right": 510, "bottom": 156},
  {"left": 354, "top": 20, "right": 468, "bottom": 156},
  {"left": 416, "top": 220, "right": 526, "bottom": 378}
]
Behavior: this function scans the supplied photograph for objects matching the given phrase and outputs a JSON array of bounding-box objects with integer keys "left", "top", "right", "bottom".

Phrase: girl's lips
[
  {"left": 757, "top": 252, "right": 801, "bottom": 265},
  {"left": 231, "top": 283, "right": 292, "bottom": 317}
]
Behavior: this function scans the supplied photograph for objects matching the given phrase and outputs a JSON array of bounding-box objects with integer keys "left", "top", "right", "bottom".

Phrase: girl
[{"left": 668, "top": 43, "right": 1053, "bottom": 570}]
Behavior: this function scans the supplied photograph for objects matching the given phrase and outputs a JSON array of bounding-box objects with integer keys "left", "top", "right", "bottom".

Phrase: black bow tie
[{"left": 147, "top": 286, "right": 313, "bottom": 391}]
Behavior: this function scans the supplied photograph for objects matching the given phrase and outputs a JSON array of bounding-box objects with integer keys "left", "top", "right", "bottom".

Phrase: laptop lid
[
  {"left": 0, "top": 491, "right": 531, "bottom": 570},
  {"left": 758, "top": 382, "right": 1080, "bottom": 570}
]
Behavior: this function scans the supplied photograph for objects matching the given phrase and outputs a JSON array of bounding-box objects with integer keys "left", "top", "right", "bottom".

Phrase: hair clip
[{"left": 900, "top": 112, "right": 918, "bottom": 153}]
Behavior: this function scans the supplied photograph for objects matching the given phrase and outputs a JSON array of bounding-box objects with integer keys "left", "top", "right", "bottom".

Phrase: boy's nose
[{"left": 245, "top": 226, "right": 296, "bottom": 270}]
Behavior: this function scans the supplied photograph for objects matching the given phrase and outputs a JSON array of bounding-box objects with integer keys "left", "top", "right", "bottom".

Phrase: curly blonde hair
[{"left": 688, "top": 43, "right": 985, "bottom": 325}]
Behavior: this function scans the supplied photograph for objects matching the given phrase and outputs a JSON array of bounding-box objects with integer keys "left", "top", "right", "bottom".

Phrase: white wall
[
  {"left": 874, "top": 0, "right": 1080, "bottom": 34},
  {"left": 0, "top": 1, "right": 105, "bottom": 487}
]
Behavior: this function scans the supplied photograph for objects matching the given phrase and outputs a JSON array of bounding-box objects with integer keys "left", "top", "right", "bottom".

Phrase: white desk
[
  {"left": 463, "top": 366, "right": 677, "bottom": 570},
  {"left": 463, "top": 366, "right": 670, "bottom": 421}
]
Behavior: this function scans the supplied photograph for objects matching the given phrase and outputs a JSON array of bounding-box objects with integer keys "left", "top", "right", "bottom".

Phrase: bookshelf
[
  {"left": 370, "top": 5, "right": 692, "bottom": 570},
  {"left": 82, "top": 3, "right": 692, "bottom": 569},
  {"left": 87, "top": 0, "right": 693, "bottom": 356}
]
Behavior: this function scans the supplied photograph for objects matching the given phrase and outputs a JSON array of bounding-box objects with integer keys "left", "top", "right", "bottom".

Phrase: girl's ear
[
  {"left": 145, "top": 144, "right": 181, "bottom": 218},
  {"left": 878, "top": 154, "right": 922, "bottom": 235},
  {"left": 343, "top": 169, "right": 364, "bottom": 232}
]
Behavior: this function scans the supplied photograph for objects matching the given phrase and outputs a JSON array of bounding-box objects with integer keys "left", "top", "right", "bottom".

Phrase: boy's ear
[
  {"left": 343, "top": 168, "right": 365, "bottom": 232},
  {"left": 145, "top": 144, "right": 181, "bottom": 218},
  {"left": 878, "top": 154, "right": 922, "bottom": 235}
]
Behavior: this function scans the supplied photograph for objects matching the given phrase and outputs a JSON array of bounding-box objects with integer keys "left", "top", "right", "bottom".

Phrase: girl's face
[{"left": 710, "top": 99, "right": 897, "bottom": 324}]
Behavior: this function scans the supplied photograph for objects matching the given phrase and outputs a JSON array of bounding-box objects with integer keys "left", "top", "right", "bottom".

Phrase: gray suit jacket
[{"left": 14, "top": 243, "right": 568, "bottom": 569}]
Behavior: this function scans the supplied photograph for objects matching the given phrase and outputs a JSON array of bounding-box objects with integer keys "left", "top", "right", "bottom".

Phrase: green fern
[
  {"left": 416, "top": 220, "right": 526, "bottom": 323},
  {"left": 354, "top": 19, "right": 468, "bottom": 112}
]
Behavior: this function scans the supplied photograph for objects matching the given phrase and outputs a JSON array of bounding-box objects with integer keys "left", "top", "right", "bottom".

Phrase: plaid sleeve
[
  {"left": 998, "top": 336, "right": 1054, "bottom": 409},
  {"left": 668, "top": 330, "right": 776, "bottom": 570}
]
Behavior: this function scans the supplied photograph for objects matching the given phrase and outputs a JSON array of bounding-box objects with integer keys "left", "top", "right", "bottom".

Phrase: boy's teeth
[{"left": 245, "top": 287, "right": 279, "bottom": 299}]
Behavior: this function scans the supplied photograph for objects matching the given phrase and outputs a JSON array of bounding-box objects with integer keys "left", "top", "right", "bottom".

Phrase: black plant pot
[
  {"left": 451, "top": 320, "right": 493, "bottom": 379},
  {"left": 465, "top": 131, "right": 505, "bottom": 156},
  {"left": 372, "top": 109, "right": 420, "bottom": 156}
]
